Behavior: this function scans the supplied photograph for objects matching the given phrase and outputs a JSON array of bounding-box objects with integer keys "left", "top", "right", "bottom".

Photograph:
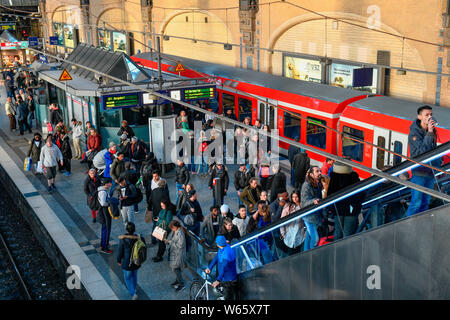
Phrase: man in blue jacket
[
  {"left": 205, "top": 235, "right": 238, "bottom": 300},
  {"left": 406, "top": 105, "right": 437, "bottom": 216}
]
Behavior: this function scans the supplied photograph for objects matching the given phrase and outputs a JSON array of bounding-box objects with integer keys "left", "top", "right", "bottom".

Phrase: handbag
[
  {"left": 35, "top": 161, "right": 44, "bottom": 174},
  {"left": 152, "top": 225, "right": 167, "bottom": 241},
  {"left": 87, "top": 150, "right": 97, "bottom": 161},
  {"left": 24, "top": 157, "right": 32, "bottom": 171}
]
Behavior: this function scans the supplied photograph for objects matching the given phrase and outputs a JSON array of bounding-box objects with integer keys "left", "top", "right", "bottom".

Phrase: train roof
[
  {"left": 348, "top": 96, "right": 450, "bottom": 130},
  {"left": 133, "top": 52, "right": 365, "bottom": 105}
]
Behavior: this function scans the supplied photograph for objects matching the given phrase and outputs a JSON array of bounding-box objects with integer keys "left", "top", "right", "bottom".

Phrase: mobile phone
[{"left": 429, "top": 116, "right": 438, "bottom": 127}]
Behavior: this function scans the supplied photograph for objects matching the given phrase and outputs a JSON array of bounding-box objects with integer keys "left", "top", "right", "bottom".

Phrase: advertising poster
[
  {"left": 112, "top": 32, "right": 127, "bottom": 53},
  {"left": 330, "top": 63, "right": 378, "bottom": 93},
  {"left": 98, "top": 29, "right": 111, "bottom": 50},
  {"left": 63, "top": 24, "right": 74, "bottom": 48},
  {"left": 53, "top": 23, "right": 64, "bottom": 46},
  {"left": 284, "top": 56, "right": 322, "bottom": 83}
]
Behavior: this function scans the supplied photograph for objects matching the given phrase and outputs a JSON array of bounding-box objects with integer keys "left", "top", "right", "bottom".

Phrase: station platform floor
[{"left": 0, "top": 87, "right": 300, "bottom": 300}]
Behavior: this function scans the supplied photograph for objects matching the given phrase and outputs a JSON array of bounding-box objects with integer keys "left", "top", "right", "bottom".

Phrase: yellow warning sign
[
  {"left": 59, "top": 68, "right": 73, "bottom": 81},
  {"left": 175, "top": 63, "right": 185, "bottom": 72}
]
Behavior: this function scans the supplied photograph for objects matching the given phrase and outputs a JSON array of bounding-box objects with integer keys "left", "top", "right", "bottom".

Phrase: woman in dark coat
[
  {"left": 60, "top": 131, "right": 72, "bottom": 176},
  {"left": 27, "top": 132, "right": 43, "bottom": 174},
  {"left": 84, "top": 168, "right": 101, "bottom": 222}
]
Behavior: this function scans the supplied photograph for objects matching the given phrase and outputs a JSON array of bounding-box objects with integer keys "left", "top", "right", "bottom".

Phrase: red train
[{"left": 132, "top": 53, "right": 450, "bottom": 178}]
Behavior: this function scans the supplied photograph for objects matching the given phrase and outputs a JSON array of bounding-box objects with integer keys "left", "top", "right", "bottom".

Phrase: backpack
[
  {"left": 130, "top": 186, "right": 143, "bottom": 205},
  {"left": 88, "top": 190, "right": 101, "bottom": 211},
  {"left": 142, "top": 164, "right": 153, "bottom": 178},
  {"left": 176, "top": 205, "right": 195, "bottom": 227},
  {"left": 108, "top": 197, "right": 120, "bottom": 220},
  {"left": 130, "top": 234, "right": 147, "bottom": 267}
]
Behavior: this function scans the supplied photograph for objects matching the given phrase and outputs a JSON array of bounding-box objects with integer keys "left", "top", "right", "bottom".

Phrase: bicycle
[{"left": 189, "top": 274, "right": 225, "bottom": 300}]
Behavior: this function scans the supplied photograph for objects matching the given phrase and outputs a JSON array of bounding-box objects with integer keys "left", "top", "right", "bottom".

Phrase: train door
[
  {"left": 258, "top": 99, "right": 277, "bottom": 130},
  {"left": 372, "top": 127, "right": 390, "bottom": 169},
  {"left": 237, "top": 96, "right": 253, "bottom": 123},
  {"left": 389, "top": 131, "right": 408, "bottom": 166}
]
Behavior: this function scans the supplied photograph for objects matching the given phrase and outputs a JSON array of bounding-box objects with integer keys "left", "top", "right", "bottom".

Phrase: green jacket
[
  {"left": 110, "top": 158, "right": 125, "bottom": 182},
  {"left": 157, "top": 209, "right": 173, "bottom": 232},
  {"left": 240, "top": 185, "right": 262, "bottom": 212}
]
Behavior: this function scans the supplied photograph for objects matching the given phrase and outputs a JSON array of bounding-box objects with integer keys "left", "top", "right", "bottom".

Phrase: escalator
[{"left": 184, "top": 142, "right": 450, "bottom": 299}]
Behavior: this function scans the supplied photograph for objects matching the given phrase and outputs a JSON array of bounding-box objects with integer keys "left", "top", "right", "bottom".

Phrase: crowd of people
[{"left": 8, "top": 80, "right": 440, "bottom": 300}]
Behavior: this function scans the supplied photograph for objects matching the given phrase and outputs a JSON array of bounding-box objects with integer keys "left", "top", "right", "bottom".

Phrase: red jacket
[{"left": 88, "top": 134, "right": 102, "bottom": 151}]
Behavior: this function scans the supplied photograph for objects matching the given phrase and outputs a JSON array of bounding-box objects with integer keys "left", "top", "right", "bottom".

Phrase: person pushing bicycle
[{"left": 205, "top": 235, "right": 238, "bottom": 300}]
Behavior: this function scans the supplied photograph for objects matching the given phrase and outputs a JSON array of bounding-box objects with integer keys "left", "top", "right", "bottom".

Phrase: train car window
[
  {"left": 376, "top": 136, "right": 386, "bottom": 169},
  {"left": 224, "top": 80, "right": 233, "bottom": 86},
  {"left": 283, "top": 111, "right": 301, "bottom": 140},
  {"left": 222, "top": 93, "right": 236, "bottom": 115},
  {"left": 393, "top": 141, "right": 403, "bottom": 165},
  {"left": 259, "top": 102, "right": 266, "bottom": 124},
  {"left": 230, "top": 81, "right": 239, "bottom": 88},
  {"left": 100, "top": 108, "right": 121, "bottom": 128},
  {"left": 238, "top": 97, "right": 253, "bottom": 122},
  {"left": 307, "top": 117, "right": 327, "bottom": 149},
  {"left": 342, "top": 126, "right": 364, "bottom": 162}
]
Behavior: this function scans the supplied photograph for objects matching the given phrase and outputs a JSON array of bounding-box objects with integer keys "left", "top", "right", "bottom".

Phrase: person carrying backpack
[
  {"left": 98, "top": 178, "right": 113, "bottom": 254},
  {"left": 117, "top": 222, "right": 146, "bottom": 300}
]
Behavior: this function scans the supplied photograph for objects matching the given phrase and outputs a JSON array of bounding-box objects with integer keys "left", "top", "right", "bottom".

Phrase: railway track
[
  {"left": 0, "top": 185, "right": 74, "bottom": 300},
  {"left": 0, "top": 230, "right": 32, "bottom": 300}
]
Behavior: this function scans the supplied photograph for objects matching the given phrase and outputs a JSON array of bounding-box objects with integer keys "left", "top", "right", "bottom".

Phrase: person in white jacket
[
  {"left": 40, "top": 135, "right": 63, "bottom": 193},
  {"left": 70, "top": 119, "right": 83, "bottom": 159}
]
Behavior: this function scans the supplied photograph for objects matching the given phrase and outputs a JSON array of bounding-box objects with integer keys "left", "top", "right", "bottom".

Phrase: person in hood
[
  {"left": 205, "top": 235, "right": 238, "bottom": 300},
  {"left": 117, "top": 133, "right": 131, "bottom": 161},
  {"left": 220, "top": 204, "right": 234, "bottom": 220},
  {"left": 406, "top": 105, "right": 438, "bottom": 217},
  {"left": 117, "top": 120, "right": 135, "bottom": 138}
]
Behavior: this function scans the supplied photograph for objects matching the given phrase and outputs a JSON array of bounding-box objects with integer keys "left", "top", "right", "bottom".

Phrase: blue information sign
[
  {"left": 39, "top": 54, "right": 48, "bottom": 64},
  {"left": 49, "top": 36, "right": 59, "bottom": 45},
  {"left": 28, "top": 37, "right": 39, "bottom": 47}
]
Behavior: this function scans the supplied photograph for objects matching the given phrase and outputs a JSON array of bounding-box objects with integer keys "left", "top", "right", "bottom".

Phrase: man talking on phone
[{"left": 406, "top": 105, "right": 438, "bottom": 216}]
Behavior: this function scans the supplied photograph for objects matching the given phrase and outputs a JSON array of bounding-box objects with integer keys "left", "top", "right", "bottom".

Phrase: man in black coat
[
  {"left": 327, "top": 163, "right": 362, "bottom": 240},
  {"left": 130, "top": 136, "right": 148, "bottom": 176},
  {"left": 288, "top": 136, "right": 301, "bottom": 187},
  {"left": 293, "top": 151, "right": 310, "bottom": 190},
  {"left": 234, "top": 163, "right": 255, "bottom": 205},
  {"left": 175, "top": 160, "right": 190, "bottom": 205},
  {"left": 60, "top": 131, "right": 72, "bottom": 176},
  {"left": 270, "top": 163, "right": 287, "bottom": 203},
  {"left": 179, "top": 190, "right": 203, "bottom": 236},
  {"left": 208, "top": 163, "right": 229, "bottom": 207}
]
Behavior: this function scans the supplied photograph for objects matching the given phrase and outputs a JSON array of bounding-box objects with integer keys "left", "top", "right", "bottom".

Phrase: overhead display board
[
  {"left": 102, "top": 92, "right": 141, "bottom": 110},
  {"left": 184, "top": 87, "right": 215, "bottom": 100}
]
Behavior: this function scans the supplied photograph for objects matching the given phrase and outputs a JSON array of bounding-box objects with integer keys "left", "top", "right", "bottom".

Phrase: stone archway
[
  {"left": 159, "top": 10, "right": 236, "bottom": 66},
  {"left": 266, "top": 12, "right": 428, "bottom": 103}
]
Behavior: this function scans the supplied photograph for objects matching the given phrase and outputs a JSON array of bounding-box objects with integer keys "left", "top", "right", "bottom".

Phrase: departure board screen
[
  {"left": 184, "top": 87, "right": 215, "bottom": 100},
  {"left": 102, "top": 93, "right": 140, "bottom": 109}
]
